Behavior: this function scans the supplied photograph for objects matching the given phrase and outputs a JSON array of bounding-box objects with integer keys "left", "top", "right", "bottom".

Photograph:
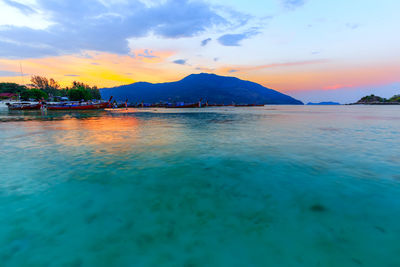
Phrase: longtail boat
[
  {"left": 46, "top": 96, "right": 113, "bottom": 110},
  {"left": 7, "top": 102, "right": 42, "bottom": 110}
]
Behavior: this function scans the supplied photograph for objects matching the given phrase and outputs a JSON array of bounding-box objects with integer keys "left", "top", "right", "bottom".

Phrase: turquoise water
[{"left": 0, "top": 106, "right": 399, "bottom": 266}]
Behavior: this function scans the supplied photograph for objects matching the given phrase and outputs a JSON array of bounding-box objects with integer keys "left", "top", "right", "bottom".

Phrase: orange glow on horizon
[
  {"left": 0, "top": 51, "right": 399, "bottom": 93},
  {"left": 0, "top": 49, "right": 176, "bottom": 88},
  {"left": 221, "top": 62, "right": 400, "bottom": 93}
]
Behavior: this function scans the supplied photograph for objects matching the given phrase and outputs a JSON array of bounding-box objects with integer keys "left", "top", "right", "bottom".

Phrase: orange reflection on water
[{"left": 53, "top": 115, "right": 139, "bottom": 153}]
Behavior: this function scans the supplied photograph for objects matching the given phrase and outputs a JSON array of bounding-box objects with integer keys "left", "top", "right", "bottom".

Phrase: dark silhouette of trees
[
  {"left": 30, "top": 75, "right": 61, "bottom": 97},
  {"left": 1, "top": 76, "right": 102, "bottom": 101},
  {"left": 0, "top": 83, "right": 27, "bottom": 94},
  {"left": 66, "top": 81, "right": 101, "bottom": 101},
  {"left": 20, "top": 89, "right": 48, "bottom": 101}
]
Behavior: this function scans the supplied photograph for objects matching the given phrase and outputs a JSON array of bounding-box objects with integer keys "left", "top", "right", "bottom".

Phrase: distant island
[
  {"left": 307, "top": 101, "right": 341, "bottom": 105},
  {"left": 100, "top": 73, "right": 303, "bottom": 105},
  {"left": 351, "top": 94, "right": 400, "bottom": 105}
]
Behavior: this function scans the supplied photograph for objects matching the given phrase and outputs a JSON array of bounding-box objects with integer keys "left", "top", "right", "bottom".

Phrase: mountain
[
  {"left": 100, "top": 73, "right": 303, "bottom": 105},
  {"left": 307, "top": 101, "right": 341, "bottom": 105}
]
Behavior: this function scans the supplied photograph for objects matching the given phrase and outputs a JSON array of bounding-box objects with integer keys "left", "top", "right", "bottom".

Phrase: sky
[{"left": 0, "top": 0, "right": 399, "bottom": 103}]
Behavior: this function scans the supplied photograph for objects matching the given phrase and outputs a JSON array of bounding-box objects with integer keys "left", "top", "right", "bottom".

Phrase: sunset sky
[{"left": 0, "top": 0, "right": 399, "bottom": 103}]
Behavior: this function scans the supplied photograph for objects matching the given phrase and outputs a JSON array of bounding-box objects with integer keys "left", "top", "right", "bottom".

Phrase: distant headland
[
  {"left": 350, "top": 94, "right": 400, "bottom": 105},
  {"left": 100, "top": 73, "right": 303, "bottom": 105},
  {"left": 307, "top": 101, "right": 341, "bottom": 105}
]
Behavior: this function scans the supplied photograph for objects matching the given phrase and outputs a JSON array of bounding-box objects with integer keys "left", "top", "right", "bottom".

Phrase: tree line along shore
[{"left": 0, "top": 76, "right": 101, "bottom": 101}]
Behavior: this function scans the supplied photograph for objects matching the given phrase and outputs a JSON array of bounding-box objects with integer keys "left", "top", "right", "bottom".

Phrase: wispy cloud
[
  {"left": 346, "top": 23, "right": 360, "bottom": 30},
  {"left": 323, "top": 84, "right": 353, "bottom": 90},
  {"left": 214, "top": 5, "right": 253, "bottom": 30},
  {"left": 3, "top": 0, "right": 36, "bottom": 15},
  {"left": 64, "top": 74, "right": 80, "bottom": 77},
  {"left": 0, "top": 70, "right": 27, "bottom": 77},
  {"left": 137, "top": 49, "right": 158, "bottom": 59},
  {"left": 173, "top": 59, "right": 187, "bottom": 65},
  {"left": 221, "top": 59, "right": 328, "bottom": 73},
  {"left": 195, "top": 66, "right": 214, "bottom": 72},
  {"left": 201, "top": 38, "right": 212, "bottom": 47},
  {"left": 217, "top": 29, "right": 260, "bottom": 46},
  {"left": 282, "top": 0, "right": 306, "bottom": 10}
]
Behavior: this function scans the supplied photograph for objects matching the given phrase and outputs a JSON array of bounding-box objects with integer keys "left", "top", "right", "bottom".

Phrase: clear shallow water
[{"left": 0, "top": 106, "right": 399, "bottom": 266}]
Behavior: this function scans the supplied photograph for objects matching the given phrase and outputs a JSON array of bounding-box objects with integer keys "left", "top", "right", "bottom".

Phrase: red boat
[
  {"left": 46, "top": 97, "right": 113, "bottom": 110},
  {"left": 7, "top": 102, "right": 42, "bottom": 110}
]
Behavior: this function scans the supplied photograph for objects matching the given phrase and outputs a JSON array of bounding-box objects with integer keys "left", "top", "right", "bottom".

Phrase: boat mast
[
  {"left": 18, "top": 62, "right": 25, "bottom": 101},
  {"left": 19, "top": 62, "right": 25, "bottom": 85}
]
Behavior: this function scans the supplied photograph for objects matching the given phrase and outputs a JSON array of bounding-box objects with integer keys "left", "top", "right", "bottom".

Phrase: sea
[{"left": 0, "top": 106, "right": 399, "bottom": 266}]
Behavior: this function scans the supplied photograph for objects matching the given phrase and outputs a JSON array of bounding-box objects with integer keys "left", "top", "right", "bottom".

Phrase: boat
[
  {"left": 46, "top": 96, "right": 113, "bottom": 110},
  {"left": 7, "top": 102, "right": 42, "bottom": 110},
  {"left": 1, "top": 100, "right": 19, "bottom": 108}
]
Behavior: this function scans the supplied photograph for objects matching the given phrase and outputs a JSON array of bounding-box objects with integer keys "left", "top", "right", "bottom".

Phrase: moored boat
[
  {"left": 7, "top": 102, "right": 42, "bottom": 110},
  {"left": 46, "top": 97, "right": 113, "bottom": 110}
]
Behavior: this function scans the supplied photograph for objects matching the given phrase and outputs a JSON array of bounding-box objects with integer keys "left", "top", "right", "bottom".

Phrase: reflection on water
[
  {"left": 53, "top": 116, "right": 140, "bottom": 152},
  {"left": 0, "top": 106, "right": 400, "bottom": 266}
]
